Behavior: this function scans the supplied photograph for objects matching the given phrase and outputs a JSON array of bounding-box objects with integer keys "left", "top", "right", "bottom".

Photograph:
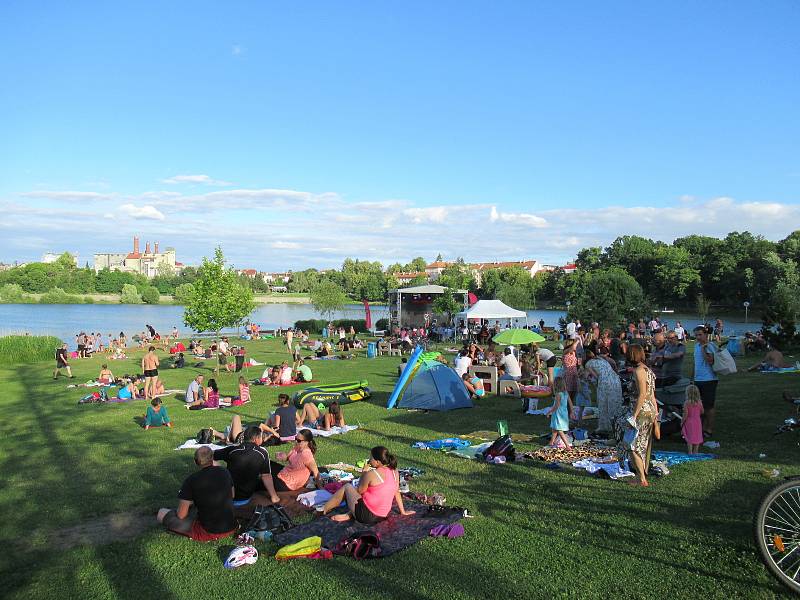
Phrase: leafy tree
[
  {"left": 340, "top": 259, "right": 387, "bottom": 301},
  {"left": 120, "top": 284, "right": 143, "bottom": 304},
  {"left": 141, "top": 286, "right": 160, "bottom": 304},
  {"left": 568, "top": 269, "right": 647, "bottom": 329},
  {"left": 575, "top": 247, "right": 603, "bottom": 271},
  {"left": 309, "top": 279, "right": 349, "bottom": 321},
  {"left": 184, "top": 248, "right": 256, "bottom": 334},
  {"left": 407, "top": 275, "right": 429, "bottom": 287},
  {"left": 432, "top": 288, "right": 462, "bottom": 325},
  {"left": 287, "top": 269, "right": 320, "bottom": 293},
  {"left": 386, "top": 263, "right": 404, "bottom": 274},
  {"left": 761, "top": 282, "right": 800, "bottom": 348},
  {"left": 696, "top": 294, "right": 711, "bottom": 324},
  {"left": 0, "top": 283, "right": 27, "bottom": 303},
  {"left": 408, "top": 257, "right": 428, "bottom": 272},
  {"left": 438, "top": 260, "right": 475, "bottom": 290},
  {"left": 173, "top": 283, "right": 195, "bottom": 304}
]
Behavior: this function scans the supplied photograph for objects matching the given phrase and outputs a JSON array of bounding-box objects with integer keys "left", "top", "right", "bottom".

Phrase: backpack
[
  {"left": 196, "top": 428, "right": 214, "bottom": 444},
  {"left": 334, "top": 532, "right": 382, "bottom": 559},
  {"left": 481, "top": 434, "right": 515, "bottom": 462},
  {"left": 244, "top": 505, "right": 295, "bottom": 536}
]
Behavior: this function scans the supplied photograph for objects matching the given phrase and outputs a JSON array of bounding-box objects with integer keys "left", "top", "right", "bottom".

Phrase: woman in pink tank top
[{"left": 321, "top": 446, "right": 415, "bottom": 524}]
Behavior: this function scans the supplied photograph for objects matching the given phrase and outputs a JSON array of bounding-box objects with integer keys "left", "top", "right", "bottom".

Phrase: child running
[
  {"left": 547, "top": 376, "right": 573, "bottom": 448},
  {"left": 681, "top": 384, "right": 704, "bottom": 454}
]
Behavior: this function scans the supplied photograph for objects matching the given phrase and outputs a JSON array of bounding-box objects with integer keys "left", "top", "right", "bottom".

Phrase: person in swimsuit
[
  {"left": 53, "top": 343, "right": 73, "bottom": 379},
  {"left": 296, "top": 402, "right": 323, "bottom": 429},
  {"left": 98, "top": 364, "right": 114, "bottom": 384},
  {"left": 141, "top": 346, "right": 160, "bottom": 401},
  {"left": 321, "top": 446, "right": 415, "bottom": 523}
]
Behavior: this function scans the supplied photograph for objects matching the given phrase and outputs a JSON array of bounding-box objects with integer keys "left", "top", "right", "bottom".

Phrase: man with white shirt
[
  {"left": 565, "top": 319, "right": 577, "bottom": 340},
  {"left": 498, "top": 347, "right": 522, "bottom": 381}
]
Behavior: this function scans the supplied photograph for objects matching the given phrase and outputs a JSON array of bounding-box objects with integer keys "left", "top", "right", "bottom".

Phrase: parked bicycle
[{"left": 753, "top": 414, "right": 800, "bottom": 594}]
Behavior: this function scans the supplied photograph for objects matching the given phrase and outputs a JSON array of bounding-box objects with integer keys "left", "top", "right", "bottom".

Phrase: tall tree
[
  {"left": 432, "top": 288, "right": 462, "bottom": 325},
  {"left": 309, "top": 279, "right": 349, "bottom": 321},
  {"left": 183, "top": 248, "right": 255, "bottom": 334},
  {"left": 568, "top": 269, "right": 647, "bottom": 328}
]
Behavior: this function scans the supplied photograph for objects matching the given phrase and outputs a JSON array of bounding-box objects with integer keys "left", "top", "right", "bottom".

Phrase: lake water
[{"left": 0, "top": 302, "right": 758, "bottom": 345}]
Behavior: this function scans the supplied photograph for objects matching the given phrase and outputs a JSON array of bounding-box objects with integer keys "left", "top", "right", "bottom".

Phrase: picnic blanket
[
  {"left": 460, "top": 431, "right": 535, "bottom": 443},
  {"left": 651, "top": 450, "right": 716, "bottom": 466},
  {"left": 175, "top": 439, "right": 226, "bottom": 452},
  {"left": 301, "top": 425, "right": 359, "bottom": 438},
  {"left": 218, "top": 397, "right": 252, "bottom": 407},
  {"left": 273, "top": 503, "right": 464, "bottom": 557},
  {"left": 448, "top": 442, "right": 492, "bottom": 460},
  {"left": 572, "top": 458, "right": 635, "bottom": 479},
  {"left": 412, "top": 438, "right": 471, "bottom": 450}
]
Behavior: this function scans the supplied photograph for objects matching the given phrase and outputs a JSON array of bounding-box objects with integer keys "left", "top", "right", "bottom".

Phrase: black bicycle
[{"left": 753, "top": 416, "right": 800, "bottom": 594}]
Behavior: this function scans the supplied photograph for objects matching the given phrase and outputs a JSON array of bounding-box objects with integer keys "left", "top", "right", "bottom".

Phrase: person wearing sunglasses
[{"left": 270, "top": 429, "right": 323, "bottom": 492}]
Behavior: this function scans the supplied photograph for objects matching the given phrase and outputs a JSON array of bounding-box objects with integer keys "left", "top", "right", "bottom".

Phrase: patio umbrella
[{"left": 492, "top": 328, "right": 545, "bottom": 345}]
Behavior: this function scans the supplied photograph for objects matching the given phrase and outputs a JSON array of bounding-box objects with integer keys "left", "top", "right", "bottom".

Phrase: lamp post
[{"left": 744, "top": 301, "right": 750, "bottom": 325}]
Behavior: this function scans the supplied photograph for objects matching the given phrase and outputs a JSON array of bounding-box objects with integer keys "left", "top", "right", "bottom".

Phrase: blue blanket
[
  {"left": 412, "top": 438, "right": 471, "bottom": 450},
  {"left": 652, "top": 450, "right": 715, "bottom": 466}
]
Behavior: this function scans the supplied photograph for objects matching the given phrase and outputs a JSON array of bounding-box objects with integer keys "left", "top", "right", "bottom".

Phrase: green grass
[
  {"left": 0, "top": 335, "right": 63, "bottom": 364},
  {"left": 0, "top": 338, "right": 797, "bottom": 598}
]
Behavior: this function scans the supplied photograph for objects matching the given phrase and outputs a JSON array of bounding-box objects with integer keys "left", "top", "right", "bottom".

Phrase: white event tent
[{"left": 455, "top": 299, "right": 529, "bottom": 329}]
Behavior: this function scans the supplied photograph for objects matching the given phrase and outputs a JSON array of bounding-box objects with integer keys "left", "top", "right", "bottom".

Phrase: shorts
[
  {"left": 695, "top": 380, "right": 718, "bottom": 409},
  {"left": 353, "top": 499, "right": 383, "bottom": 525},
  {"left": 144, "top": 369, "right": 159, "bottom": 378},
  {"left": 219, "top": 355, "right": 228, "bottom": 365},
  {"left": 56, "top": 361, "right": 68, "bottom": 369},
  {"left": 544, "top": 356, "right": 558, "bottom": 368}
]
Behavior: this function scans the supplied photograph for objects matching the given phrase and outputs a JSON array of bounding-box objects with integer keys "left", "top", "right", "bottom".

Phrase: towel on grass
[
  {"left": 448, "top": 442, "right": 492, "bottom": 460},
  {"left": 175, "top": 439, "right": 226, "bottom": 452},
  {"left": 572, "top": 458, "right": 635, "bottom": 479},
  {"left": 301, "top": 425, "right": 358, "bottom": 438},
  {"left": 218, "top": 397, "right": 251, "bottom": 407},
  {"left": 651, "top": 450, "right": 715, "bottom": 466},
  {"left": 273, "top": 502, "right": 464, "bottom": 557},
  {"left": 412, "top": 438, "right": 471, "bottom": 450}
]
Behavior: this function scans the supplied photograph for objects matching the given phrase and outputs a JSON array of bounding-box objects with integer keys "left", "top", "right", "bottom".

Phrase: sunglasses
[{"left": 294, "top": 438, "right": 304, "bottom": 443}]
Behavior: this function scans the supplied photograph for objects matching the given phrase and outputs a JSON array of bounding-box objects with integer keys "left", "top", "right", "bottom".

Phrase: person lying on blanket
[
  {"left": 115, "top": 378, "right": 141, "bottom": 401},
  {"left": 187, "top": 378, "right": 219, "bottom": 410},
  {"left": 321, "top": 446, "right": 415, "bottom": 523},
  {"left": 144, "top": 398, "right": 172, "bottom": 429},
  {"left": 296, "top": 401, "right": 344, "bottom": 431},
  {"left": 270, "top": 429, "right": 323, "bottom": 491},
  {"left": 748, "top": 346, "right": 792, "bottom": 371}
]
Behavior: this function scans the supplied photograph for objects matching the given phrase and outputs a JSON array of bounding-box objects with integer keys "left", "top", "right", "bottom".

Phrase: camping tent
[
  {"left": 394, "top": 354, "right": 473, "bottom": 411},
  {"left": 455, "top": 299, "right": 528, "bottom": 328}
]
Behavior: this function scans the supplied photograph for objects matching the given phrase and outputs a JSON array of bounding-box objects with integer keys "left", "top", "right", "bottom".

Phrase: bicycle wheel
[{"left": 754, "top": 479, "right": 800, "bottom": 594}]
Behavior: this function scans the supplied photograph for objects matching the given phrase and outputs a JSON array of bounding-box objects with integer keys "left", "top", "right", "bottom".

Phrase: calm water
[{"left": 0, "top": 302, "right": 758, "bottom": 346}]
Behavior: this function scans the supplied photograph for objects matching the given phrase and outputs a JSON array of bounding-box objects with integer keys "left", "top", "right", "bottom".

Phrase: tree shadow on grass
[{"left": 1, "top": 363, "right": 183, "bottom": 599}]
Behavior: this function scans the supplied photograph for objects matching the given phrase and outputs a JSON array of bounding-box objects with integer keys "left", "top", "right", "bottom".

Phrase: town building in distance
[{"left": 94, "top": 237, "right": 181, "bottom": 277}]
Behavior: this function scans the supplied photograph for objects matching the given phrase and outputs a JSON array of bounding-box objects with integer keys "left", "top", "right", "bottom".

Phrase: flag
[{"left": 363, "top": 300, "right": 372, "bottom": 330}]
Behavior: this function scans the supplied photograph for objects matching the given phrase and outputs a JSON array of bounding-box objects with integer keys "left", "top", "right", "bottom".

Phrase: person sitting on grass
[
  {"left": 324, "top": 401, "right": 345, "bottom": 430},
  {"left": 266, "top": 394, "right": 297, "bottom": 440},
  {"left": 53, "top": 343, "right": 74, "bottom": 379},
  {"left": 748, "top": 346, "right": 792, "bottom": 372},
  {"left": 321, "top": 446, "right": 414, "bottom": 523},
  {"left": 278, "top": 361, "right": 293, "bottom": 384},
  {"left": 116, "top": 378, "right": 141, "bottom": 401},
  {"left": 144, "top": 398, "right": 172, "bottom": 429},
  {"left": 271, "top": 429, "right": 323, "bottom": 491},
  {"left": 171, "top": 352, "right": 186, "bottom": 369},
  {"left": 157, "top": 446, "right": 237, "bottom": 541},
  {"left": 462, "top": 372, "right": 485, "bottom": 399},
  {"left": 213, "top": 426, "right": 281, "bottom": 506},
  {"left": 187, "top": 378, "right": 219, "bottom": 410},
  {"left": 294, "top": 359, "right": 313, "bottom": 383},
  {"left": 231, "top": 376, "right": 250, "bottom": 406},
  {"left": 184, "top": 374, "right": 204, "bottom": 404},
  {"left": 98, "top": 364, "right": 114, "bottom": 384}
]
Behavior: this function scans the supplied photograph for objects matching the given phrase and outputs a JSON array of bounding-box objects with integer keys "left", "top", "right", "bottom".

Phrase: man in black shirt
[
  {"left": 213, "top": 426, "right": 280, "bottom": 505},
  {"left": 53, "top": 343, "right": 73, "bottom": 379},
  {"left": 158, "top": 446, "right": 236, "bottom": 541}
]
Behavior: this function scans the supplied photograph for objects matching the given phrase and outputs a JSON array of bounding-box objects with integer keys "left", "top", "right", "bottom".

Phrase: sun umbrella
[{"left": 492, "top": 328, "right": 545, "bottom": 345}]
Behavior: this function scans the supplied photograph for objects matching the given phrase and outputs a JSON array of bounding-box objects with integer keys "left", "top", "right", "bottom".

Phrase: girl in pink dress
[
  {"left": 561, "top": 340, "right": 579, "bottom": 401},
  {"left": 681, "top": 384, "right": 704, "bottom": 454}
]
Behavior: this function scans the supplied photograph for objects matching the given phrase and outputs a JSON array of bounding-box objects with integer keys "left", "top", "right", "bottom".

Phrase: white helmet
[{"left": 224, "top": 545, "right": 258, "bottom": 569}]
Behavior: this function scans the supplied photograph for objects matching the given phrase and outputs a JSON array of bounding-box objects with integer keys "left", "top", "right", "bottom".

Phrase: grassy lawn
[{"left": 0, "top": 337, "right": 797, "bottom": 599}]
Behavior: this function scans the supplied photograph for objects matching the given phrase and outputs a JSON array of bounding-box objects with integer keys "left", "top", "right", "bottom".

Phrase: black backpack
[
  {"left": 482, "top": 434, "right": 515, "bottom": 462},
  {"left": 244, "top": 505, "right": 294, "bottom": 535}
]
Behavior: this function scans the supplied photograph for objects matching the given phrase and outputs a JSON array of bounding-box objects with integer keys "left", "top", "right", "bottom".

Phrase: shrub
[
  {"left": 141, "top": 286, "right": 160, "bottom": 304},
  {"left": 0, "top": 283, "right": 27, "bottom": 303},
  {"left": 120, "top": 284, "right": 143, "bottom": 304},
  {"left": 293, "top": 318, "right": 369, "bottom": 333},
  {"left": 0, "top": 335, "right": 63, "bottom": 364},
  {"left": 375, "top": 318, "right": 389, "bottom": 331},
  {"left": 39, "top": 287, "right": 83, "bottom": 304},
  {"left": 83, "top": 296, "right": 95, "bottom": 304}
]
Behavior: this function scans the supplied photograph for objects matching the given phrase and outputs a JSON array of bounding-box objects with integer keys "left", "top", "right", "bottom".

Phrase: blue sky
[{"left": 1, "top": 1, "right": 798, "bottom": 270}]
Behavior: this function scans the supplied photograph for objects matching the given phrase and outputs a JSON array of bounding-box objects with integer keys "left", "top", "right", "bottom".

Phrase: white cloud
[
  {"left": 490, "top": 206, "right": 548, "bottom": 228},
  {"left": 20, "top": 190, "right": 114, "bottom": 201},
  {"left": 403, "top": 206, "right": 449, "bottom": 223},
  {"left": 118, "top": 204, "right": 165, "bottom": 221},
  {"left": 161, "top": 174, "right": 233, "bottom": 186},
  {"left": 271, "top": 241, "right": 300, "bottom": 249}
]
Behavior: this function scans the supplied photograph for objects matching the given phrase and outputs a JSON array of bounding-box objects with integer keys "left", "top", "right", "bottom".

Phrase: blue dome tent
[{"left": 388, "top": 351, "right": 473, "bottom": 411}]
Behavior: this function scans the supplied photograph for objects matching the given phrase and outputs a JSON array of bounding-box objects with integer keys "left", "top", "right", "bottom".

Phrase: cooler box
[
  {"left": 367, "top": 342, "right": 377, "bottom": 358},
  {"left": 655, "top": 377, "right": 691, "bottom": 407},
  {"left": 727, "top": 337, "right": 742, "bottom": 356}
]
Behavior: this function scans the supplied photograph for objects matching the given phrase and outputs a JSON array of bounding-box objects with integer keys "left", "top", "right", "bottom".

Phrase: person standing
[
  {"left": 286, "top": 329, "right": 294, "bottom": 356},
  {"left": 674, "top": 321, "right": 685, "bottom": 342},
  {"left": 142, "top": 346, "right": 160, "bottom": 401},
  {"left": 692, "top": 325, "right": 718, "bottom": 437},
  {"left": 53, "top": 343, "right": 73, "bottom": 379}
]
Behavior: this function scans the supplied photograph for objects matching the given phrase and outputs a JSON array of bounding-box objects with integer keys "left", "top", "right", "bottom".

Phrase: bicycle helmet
[{"left": 224, "top": 545, "right": 258, "bottom": 569}]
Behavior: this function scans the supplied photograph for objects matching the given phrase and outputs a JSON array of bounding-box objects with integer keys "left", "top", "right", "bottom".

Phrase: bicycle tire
[{"left": 754, "top": 479, "right": 800, "bottom": 594}]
